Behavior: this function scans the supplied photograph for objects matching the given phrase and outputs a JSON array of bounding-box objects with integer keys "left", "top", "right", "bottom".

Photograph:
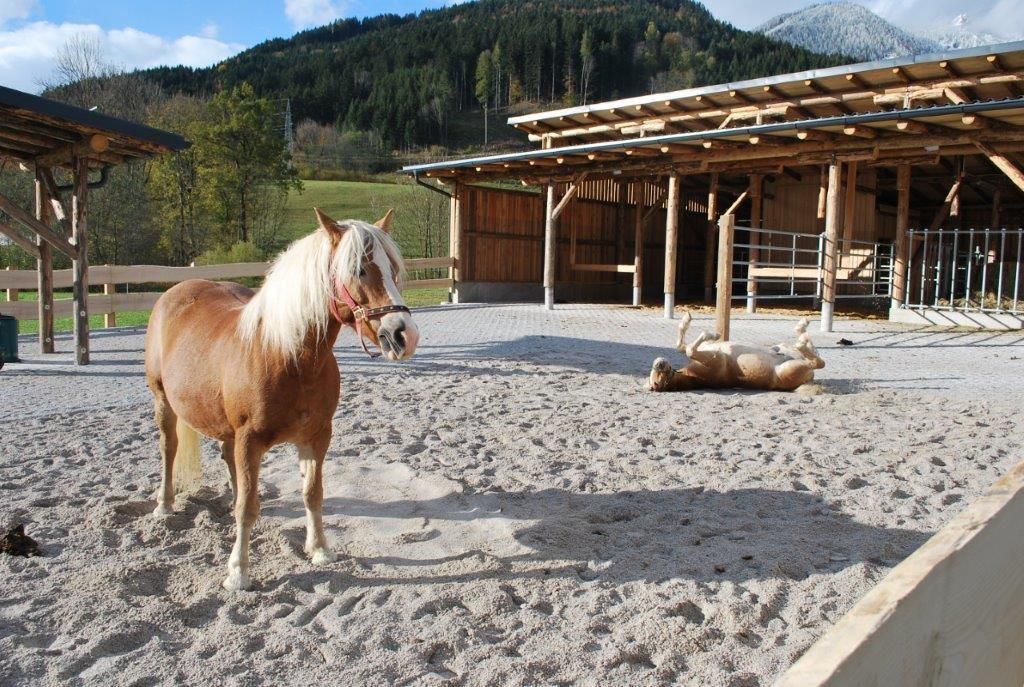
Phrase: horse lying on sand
[
  {"left": 144, "top": 209, "right": 418, "bottom": 591},
  {"left": 649, "top": 312, "right": 824, "bottom": 392}
]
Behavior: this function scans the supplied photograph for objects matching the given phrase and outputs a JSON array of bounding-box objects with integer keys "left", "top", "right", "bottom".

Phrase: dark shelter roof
[{"left": 0, "top": 85, "right": 189, "bottom": 169}]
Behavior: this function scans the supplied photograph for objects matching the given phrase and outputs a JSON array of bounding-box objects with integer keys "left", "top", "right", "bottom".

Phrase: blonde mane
[{"left": 238, "top": 220, "right": 405, "bottom": 360}]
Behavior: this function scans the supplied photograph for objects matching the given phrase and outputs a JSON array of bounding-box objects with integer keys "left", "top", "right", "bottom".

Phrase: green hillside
[{"left": 143, "top": 0, "right": 849, "bottom": 150}]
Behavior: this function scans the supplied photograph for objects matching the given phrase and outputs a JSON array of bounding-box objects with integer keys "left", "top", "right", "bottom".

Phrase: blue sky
[{"left": 2, "top": 0, "right": 1021, "bottom": 93}]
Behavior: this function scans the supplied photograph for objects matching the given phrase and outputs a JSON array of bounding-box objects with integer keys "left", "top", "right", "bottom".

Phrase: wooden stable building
[
  {"left": 405, "top": 41, "right": 1024, "bottom": 328},
  {"left": 0, "top": 85, "right": 187, "bottom": 364}
]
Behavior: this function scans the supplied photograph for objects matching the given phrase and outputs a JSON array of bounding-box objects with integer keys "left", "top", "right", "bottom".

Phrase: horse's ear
[
  {"left": 374, "top": 209, "right": 394, "bottom": 233},
  {"left": 314, "top": 207, "right": 345, "bottom": 241}
]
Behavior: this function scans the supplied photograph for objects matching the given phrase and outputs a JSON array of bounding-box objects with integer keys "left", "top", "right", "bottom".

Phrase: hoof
[
  {"left": 703, "top": 331, "right": 721, "bottom": 342},
  {"left": 310, "top": 548, "right": 337, "bottom": 565},
  {"left": 222, "top": 572, "right": 250, "bottom": 591},
  {"left": 152, "top": 503, "right": 174, "bottom": 518}
]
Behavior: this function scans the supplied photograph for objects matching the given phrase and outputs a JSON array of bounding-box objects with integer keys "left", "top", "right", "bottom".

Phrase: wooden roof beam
[
  {"left": 845, "top": 73, "right": 868, "bottom": 90},
  {"left": 729, "top": 90, "right": 753, "bottom": 105},
  {"left": 624, "top": 147, "right": 661, "bottom": 158},
  {"left": 960, "top": 113, "right": 989, "bottom": 130},
  {"left": 987, "top": 54, "right": 1006, "bottom": 73},
  {"left": 975, "top": 141, "right": 1024, "bottom": 194},
  {"left": 891, "top": 67, "right": 911, "bottom": 85},
  {"left": 938, "top": 60, "right": 961, "bottom": 78},
  {"left": 843, "top": 125, "right": 877, "bottom": 139},
  {"left": 32, "top": 134, "right": 110, "bottom": 169},
  {"left": 797, "top": 129, "right": 837, "bottom": 142},
  {"left": 0, "top": 218, "right": 41, "bottom": 258},
  {"left": 633, "top": 104, "right": 659, "bottom": 117}
]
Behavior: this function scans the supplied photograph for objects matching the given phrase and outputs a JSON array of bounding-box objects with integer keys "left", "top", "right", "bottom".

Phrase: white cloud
[
  {"left": 0, "top": 0, "right": 38, "bottom": 27},
  {"left": 284, "top": 0, "right": 347, "bottom": 29},
  {"left": 199, "top": 21, "right": 219, "bottom": 39},
  {"left": 0, "top": 21, "right": 244, "bottom": 93}
]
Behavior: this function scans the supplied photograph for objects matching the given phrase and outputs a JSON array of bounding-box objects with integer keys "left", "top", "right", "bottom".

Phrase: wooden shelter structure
[
  {"left": 0, "top": 85, "right": 187, "bottom": 364},
  {"left": 405, "top": 42, "right": 1024, "bottom": 326}
]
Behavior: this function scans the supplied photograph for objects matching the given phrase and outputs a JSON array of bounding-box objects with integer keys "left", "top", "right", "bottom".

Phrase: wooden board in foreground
[{"left": 777, "top": 459, "right": 1024, "bottom": 687}]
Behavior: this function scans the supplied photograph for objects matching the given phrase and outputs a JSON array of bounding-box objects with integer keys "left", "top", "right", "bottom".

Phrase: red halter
[{"left": 329, "top": 276, "right": 410, "bottom": 358}]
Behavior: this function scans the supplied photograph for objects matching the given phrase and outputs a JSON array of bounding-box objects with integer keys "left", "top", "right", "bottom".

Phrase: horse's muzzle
[{"left": 379, "top": 316, "right": 419, "bottom": 361}]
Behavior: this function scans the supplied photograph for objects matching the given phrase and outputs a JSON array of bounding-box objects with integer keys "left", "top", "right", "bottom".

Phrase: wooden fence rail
[
  {"left": 0, "top": 257, "right": 453, "bottom": 324},
  {"left": 778, "top": 458, "right": 1024, "bottom": 687}
]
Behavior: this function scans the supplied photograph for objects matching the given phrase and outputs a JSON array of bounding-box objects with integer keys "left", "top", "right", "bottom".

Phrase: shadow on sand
[{"left": 270, "top": 485, "right": 928, "bottom": 589}]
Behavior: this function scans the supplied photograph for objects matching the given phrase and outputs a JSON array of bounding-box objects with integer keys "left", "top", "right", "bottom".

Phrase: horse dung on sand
[
  {"left": 649, "top": 312, "right": 824, "bottom": 392},
  {"left": 144, "top": 209, "right": 419, "bottom": 591}
]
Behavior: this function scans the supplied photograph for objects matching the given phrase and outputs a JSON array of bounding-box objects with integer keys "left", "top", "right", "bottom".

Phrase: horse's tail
[{"left": 173, "top": 420, "right": 202, "bottom": 492}]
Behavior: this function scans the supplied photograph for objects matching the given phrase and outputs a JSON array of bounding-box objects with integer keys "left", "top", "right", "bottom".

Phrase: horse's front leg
[
  {"left": 299, "top": 430, "right": 336, "bottom": 565},
  {"left": 224, "top": 432, "right": 265, "bottom": 591}
]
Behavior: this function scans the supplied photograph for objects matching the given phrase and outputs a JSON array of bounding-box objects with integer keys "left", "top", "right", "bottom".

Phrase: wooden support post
[
  {"left": 891, "top": 164, "right": 911, "bottom": 310},
  {"left": 35, "top": 170, "right": 54, "bottom": 353},
  {"left": 632, "top": 181, "right": 645, "bottom": 306},
  {"left": 663, "top": 173, "right": 681, "bottom": 318},
  {"left": 746, "top": 174, "right": 762, "bottom": 314},
  {"left": 715, "top": 213, "right": 736, "bottom": 341},
  {"left": 4, "top": 266, "right": 17, "bottom": 303},
  {"left": 816, "top": 165, "right": 827, "bottom": 233},
  {"left": 71, "top": 157, "right": 89, "bottom": 365},
  {"left": 449, "top": 182, "right": 462, "bottom": 303},
  {"left": 103, "top": 276, "right": 116, "bottom": 328},
  {"left": 842, "top": 159, "right": 859, "bottom": 253},
  {"left": 821, "top": 160, "right": 842, "bottom": 332},
  {"left": 543, "top": 182, "right": 557, "bottom": 310},
  {"left": 704, "top": 173, "right": 719, "bottom": 303},
  {"left": 616, "top": 181, "right": 627, "bottom": 273}
]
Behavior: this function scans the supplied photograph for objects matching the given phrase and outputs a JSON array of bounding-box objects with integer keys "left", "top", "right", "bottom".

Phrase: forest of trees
[
  {"left": 144, "top": 0, "right": 848, "bottom": 149},
  {"left": 0, "top": 39, "right": 298, "bottom": 271}
]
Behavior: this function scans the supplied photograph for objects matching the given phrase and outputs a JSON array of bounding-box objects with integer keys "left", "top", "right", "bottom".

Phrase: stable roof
[
  {"left": 405, "top": 97, "right": 1024, "bottom": 181},
  {"left": 507, "top": 41, "right": 1024, "bottom": 144},
  {"left": 0, "top": 85, "right": 189, "bottom": 169}
]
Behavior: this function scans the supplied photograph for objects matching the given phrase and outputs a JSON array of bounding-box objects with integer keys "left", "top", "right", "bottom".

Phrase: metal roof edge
[
  {"left": 506, "top": 40, "right": 1024, "bottom": 127},
  {"left": 405, "top": 96, "right": 1024, "bottom": 174}
]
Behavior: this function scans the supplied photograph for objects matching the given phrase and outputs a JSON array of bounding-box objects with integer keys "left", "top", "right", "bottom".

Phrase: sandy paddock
[{"left": 1, "top": 304, "right": 1023, "bottom": 686}]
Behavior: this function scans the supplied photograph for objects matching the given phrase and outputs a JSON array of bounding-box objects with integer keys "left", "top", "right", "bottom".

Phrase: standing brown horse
[{"left": 144, "top": 209, "right": 418, "bottom": 591}]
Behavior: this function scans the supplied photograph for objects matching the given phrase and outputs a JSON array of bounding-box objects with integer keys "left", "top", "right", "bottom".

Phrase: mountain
[
  {"left": 926, "top": 14, "right": 1007, "bottom": 50},
  {"left": 755, "top": 2, "right": 941, "bottom": 61},
  {"left": 141, "top": 0, "right": 846, "bottom": 148}
]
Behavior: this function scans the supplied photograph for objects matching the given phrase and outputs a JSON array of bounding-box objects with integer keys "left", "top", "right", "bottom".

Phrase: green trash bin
[{"left": 0, "top": 314, "right": 19, "bottom": 368}]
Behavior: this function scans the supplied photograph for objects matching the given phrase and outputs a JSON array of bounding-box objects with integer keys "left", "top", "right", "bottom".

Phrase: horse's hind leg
[
  {"left": 674, "top": 311, "right": 694, "bottom": 353},
  {"left": 220, "top": 438, "right": 237, "bottom": 502},
  {"left": 224, "top": 433, "right": 265, "bottom": 591},
  {"left": 153, "top": 392, "right": 178, "bottom": 517},
  {"left": 794, "top": 332, "right": 825, "bottom": 369},
  {"left": 299, "top": 431, "right": 335, "bottom": 564}
]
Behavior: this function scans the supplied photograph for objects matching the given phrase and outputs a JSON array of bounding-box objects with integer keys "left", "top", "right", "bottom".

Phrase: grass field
[{"left": 282, "top": 179, "right": 412, "bottom": 241}]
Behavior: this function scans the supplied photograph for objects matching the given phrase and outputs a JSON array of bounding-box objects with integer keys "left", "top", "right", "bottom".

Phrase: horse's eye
[{"left": 358, "top": 268, "right": 367, "bottom": 278}]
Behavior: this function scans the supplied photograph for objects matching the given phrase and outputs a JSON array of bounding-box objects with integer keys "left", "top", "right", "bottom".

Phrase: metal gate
[
  {"left": 899, "top": 227, "right": 1023, "bottom": 322},
  {"left": 732, "top": 225, "right": 893, "bottom": 310}
]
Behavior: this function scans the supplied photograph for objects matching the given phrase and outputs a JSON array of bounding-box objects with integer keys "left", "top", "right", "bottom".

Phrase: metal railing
[
  {"left": 903, "top": 227, "right": 1023, "bottom": 315},
  {"left": 730, "top": 226, "right": 892, "bottom": 305}
]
